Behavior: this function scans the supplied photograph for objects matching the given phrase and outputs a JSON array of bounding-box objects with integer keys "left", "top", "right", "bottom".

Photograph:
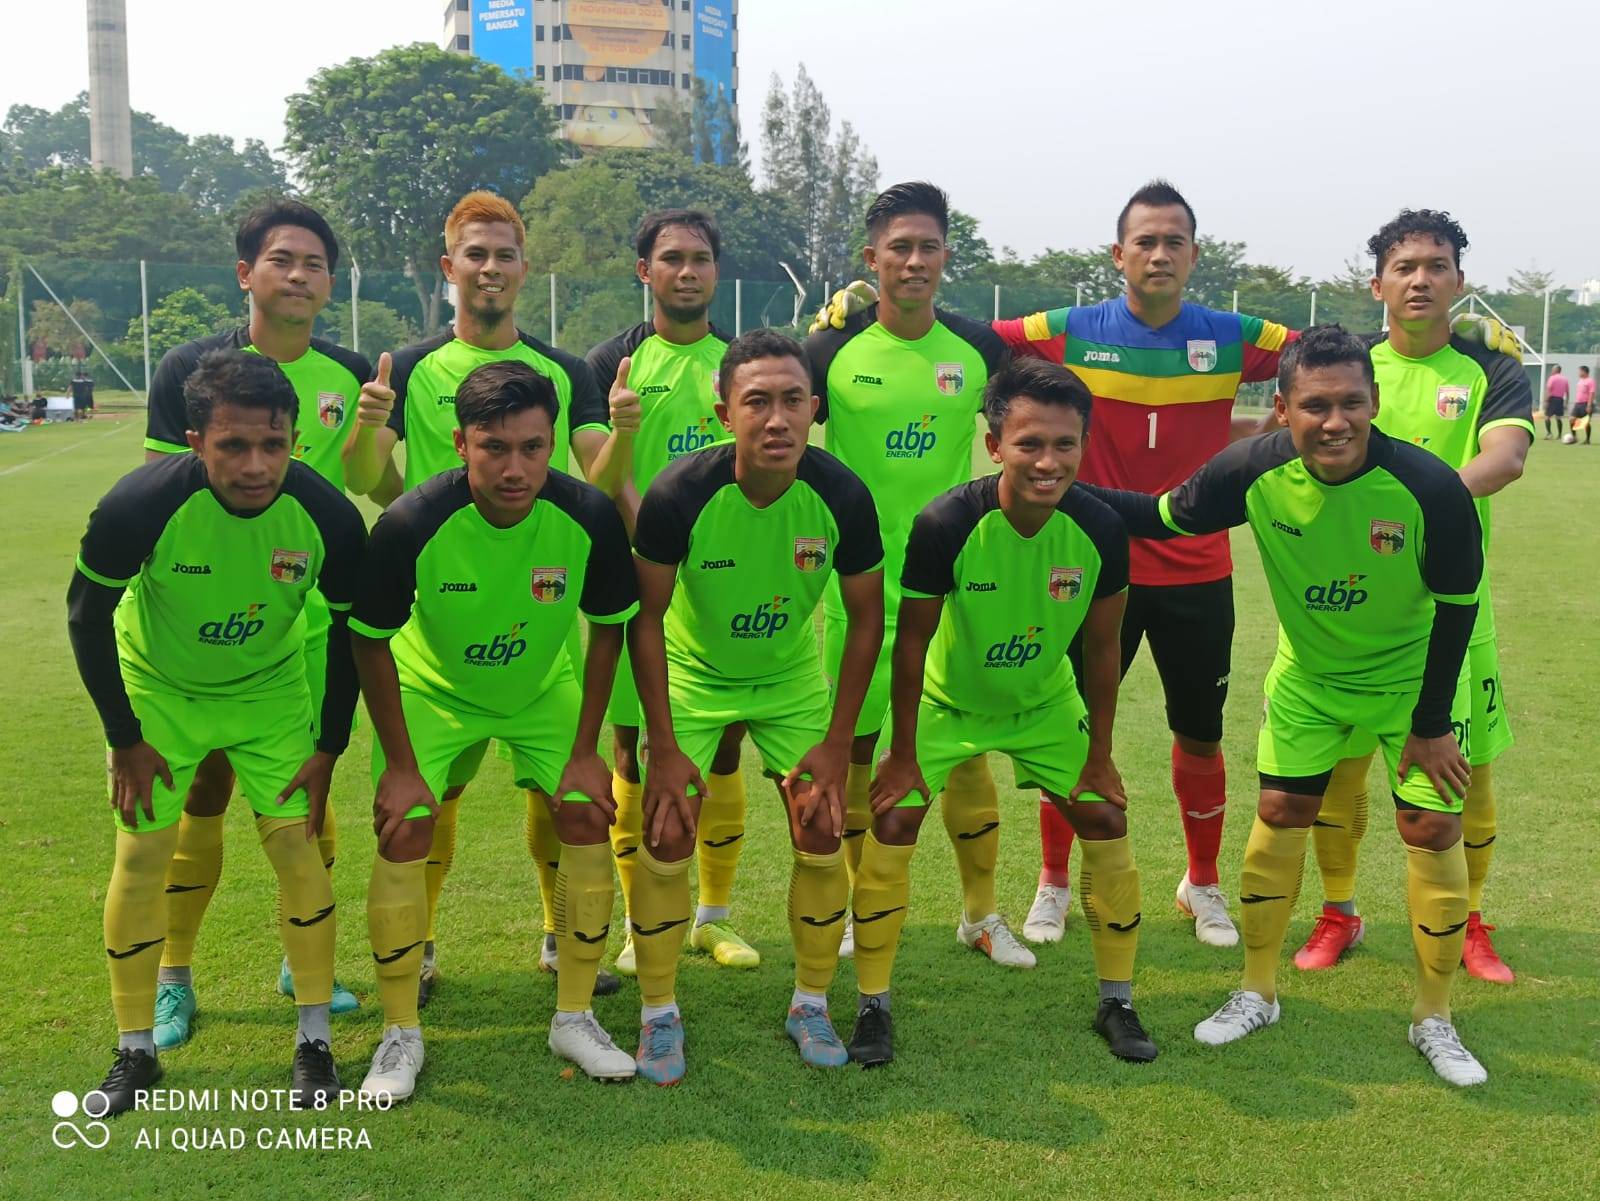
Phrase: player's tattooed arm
[
  {"left": 630, "top": 556, "right": 705, "bottom": 848},
  {"left": 869, "top": 595, "right": 940, "bottom": 814},
  {"left": 351, "top": 633, "right": 437, "bottom": 852},
  {"left": 1071, "top": 589, "right": 1128, "bottom": 809}
]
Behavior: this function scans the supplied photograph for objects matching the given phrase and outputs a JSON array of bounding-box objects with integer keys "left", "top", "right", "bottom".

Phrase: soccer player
[
  {"left": 140, "top": 199, "right": 369, "bottom": 1046},
  {"left": 630, "top": 329, "right": 884, "bottom": 1084},
  {"left": 586, "top": 209, "right": 753, "bottom": 975},
  {"left": 803, "top": 182, "right": 1019, "bottom": 969},
  {"left": 68, "top": 349, "right": 367, "bottom": 1114},
  {"left": 856, "top": 359, "right": 1156, "bottom": 1068},
  {"left": 1294, "top": 212, "right": 1532, "bottom": 980},
  {"left": 345, "top": 190, "right": 622, "bottom": 1006},
  {"left": 1088, "top": 325, "right": 1489, "bottom": 1086},
  {"left": 349, "top": 361, "right": 638, "bottom": 1096}
]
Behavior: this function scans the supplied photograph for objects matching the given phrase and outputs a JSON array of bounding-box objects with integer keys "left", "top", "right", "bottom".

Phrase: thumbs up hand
[
  {"left": 609, "top": 356, "right": 642, "bottom": 436},
  {"left": 356, "top": 352, "right": 395, "bottom": 428}
]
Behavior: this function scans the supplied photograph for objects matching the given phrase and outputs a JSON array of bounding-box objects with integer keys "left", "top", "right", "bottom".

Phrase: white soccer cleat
[
  {"left": 1194, "top": 990, "right": 1280, "bottom": 1045},
  {"left": 360, "top": 1025, "right": 424, "bottom": 1102},
  {"left": 1022, "top": 883, "right": 1072, "bottom": 944},
  {"left": 1409, "top": 1017, "right": 1488, "bottom": 1087},
  {"left": 838, "top": 917, "right": 855, "bottom": 960},
  {"left": 549, "top": 1012, "right": 637, "bottom": 1082},
  {"left": 957, "top": 913, "right": 1037, "bottom": 968},
  {"left": 1176, "top": 874, "right": 1240, "bottom": 948}
]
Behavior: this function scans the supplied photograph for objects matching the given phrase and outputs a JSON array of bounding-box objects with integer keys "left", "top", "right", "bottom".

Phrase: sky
[{"left": 4, "top": 0, "right": 1595, "bottom": 288}]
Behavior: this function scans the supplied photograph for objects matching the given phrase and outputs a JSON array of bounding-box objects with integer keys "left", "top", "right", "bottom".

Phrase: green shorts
[
  {"left": 824, "top": 607, "right": 893, "bottom": 740},
  {"left": 658, "top": 667, "right": 829, "bottom": 781},
  {"left": 375, "top": 678, "right": 581, "bottom": 819},
  {"left": 905, "top": 691, "right": 1096, "bottom": 809},
  {"left": 1258, "top": 659, "right": 1471, "bottom": 814},
  {"left": 491, "top": 623, "right": 585, "bottom": 775},
  {"left": 115, "top": 687, "right": 315, "bottom": 833},
  {"left": 1337, "top": 639, "right": 1511, "bottom": 769},
  {"left": 605, "top": 638, "right": 642, "bottom": 729}
]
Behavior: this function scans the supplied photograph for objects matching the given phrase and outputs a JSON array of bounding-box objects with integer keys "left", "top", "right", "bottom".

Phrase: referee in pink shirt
[
  {"left": 1545, "top": 363, "right": 1570, "bottom": 438},
  {"left": 1571, "top": 365, "right": 1594, "bottom": 444}
]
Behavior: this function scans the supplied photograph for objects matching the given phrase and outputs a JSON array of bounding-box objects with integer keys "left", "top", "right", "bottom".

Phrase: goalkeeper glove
[
  {"left": 807, "top": 280, "right": 878, "bottom": 333},
  {"left": 1450, "top": 312, "right": 1523, "bottom": 363}
]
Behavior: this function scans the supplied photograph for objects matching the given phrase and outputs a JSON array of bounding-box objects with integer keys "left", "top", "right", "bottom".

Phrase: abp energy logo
[
  {"left": 667, "top": 416, "right": 719, "bottom": 460},
  {"left": 464, "top": 622, "right": 528, "bottom": 666},
  {"left": 730, "top": 596, "right": 791, "bottom": 639},
  {"left": 197, "top": 604, "right": 268, "bottom": 647},
  {"left": 885, "top": 414, "right": 938, "bottom": 459},
  {"left": 984, "top": 626, "right": 1044, "bottom": 668},
  {"left": 1304, "top": 574, "right": 1369, "bottom": 612}
]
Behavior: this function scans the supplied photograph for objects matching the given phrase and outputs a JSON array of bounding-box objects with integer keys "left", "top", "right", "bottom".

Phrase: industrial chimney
[{"left": 87, "top": 0, "right": 133, "bottom": 178}]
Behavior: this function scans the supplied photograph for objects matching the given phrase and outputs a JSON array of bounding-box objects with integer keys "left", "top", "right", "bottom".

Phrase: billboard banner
[
  {"left": 693, "top": 1, "right": 735, "bottom": 162},
  {"left": 471, "top": 0, "right": 533, "bottom": 77}
]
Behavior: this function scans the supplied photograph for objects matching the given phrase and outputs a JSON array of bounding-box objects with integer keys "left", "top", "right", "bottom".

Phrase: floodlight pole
[
  {"left": 139, "top": 260, "right": 151, "bottom": 392},
  {"left": 1309, "top": 290, "right": 1317, "bottom": 326},
  {"left": 735, "top": 278, "right": 743, "bottom": 336},
  {"left": 17, "top": 268, "right": 32, "bottom": 396},
  {"left": 1539, "top": 287, "right": 1553, "bottom": 401},
  {"left": 993, "top": 284, "right": 1000, "bottom": 322},
  {"left": 350, "top": 261, "right": 362, "bottom": 355},
  {"left": 549, "top": 273, "right": 557, "bottom": 345}
]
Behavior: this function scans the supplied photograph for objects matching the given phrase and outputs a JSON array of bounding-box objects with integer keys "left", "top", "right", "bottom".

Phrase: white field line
[{"left": 0, "top": 423, "right": 133, "bottom": 478}]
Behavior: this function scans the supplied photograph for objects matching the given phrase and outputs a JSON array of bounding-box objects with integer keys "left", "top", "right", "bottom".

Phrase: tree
[
  {"left": 1507, "top": 264, "right": 1557, "bottom": 295},
  {"left": 654, "top": 78, "right": 748, "bottom": 173},
  {"left": 284, "top": 44, "right": 568, "bottom": 333},
  {"left": 0, "top": 168, "right": 231, "bottom": 263},
  {"left": 134, "top": 287, "right": 231, "bottom": 359},
  {"left": 28, "top": 298, "right": 103, "bottom": 359},
  {"left": 180, "top": 135, "right": 288, "bottom": 213},
  {"left": 943, "top": 210, "right": 995, "bottom": 284},
  {"left": 318, "top": 299, "right": 415, "bottom": 358}
]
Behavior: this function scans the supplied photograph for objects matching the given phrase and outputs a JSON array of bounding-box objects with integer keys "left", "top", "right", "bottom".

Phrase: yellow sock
[
  {"left": 257, "top": 815, "right": 334, "bottom": 1006},
  {"left": 555, "top": 841, "right": 615, "bottom": 1012},
  {"left": 1238, "top": 818, "right": 1308, "bottom": 1003},
  {"left": 161, "top": 811, "right": 224, "bottom": 969},
  {"left": 789, "top": 847, "right": 848, "bottom": 992},
  {"left": 1461, "top": 763, "right": 1496, "bottom": 913},
  {"left": 1407, "top": 838, "right": 1468, "bottom": 1023},
  {"left": 1077, "top": 835, "right": 1141, "bottom": 984},
  {"left": 697, "top": 770, "right": 747, "bottom": 909},
  {"left": 105, "top": 824, "right": 180, "bottom": 1031},
  {"left": 1311, "top": 753, "right": 1371, "bottom": 905},
  {"left": 942, "top": 755, "right": 999, "bottom": 923},
  {"left": 852, "top": 832, "right": 916, "bottom": 996},
  {"left": 525, "top": 790, "right": 560, "bottom": 936},
  {"left": 609, "top": 773, "right": 643, "bottom": 918},
  {"left": 317, "top": 802, "right": 337, "bottom": 874},
  {"left": 631, "top": 846, "right": 691, "bottom": 1007},
  {"left": 367, "top": 854, "right": 426, "bottom": 1028},
  {"left": 843, "top": 763, "right": 872, "bottom": 884},
  {"left": 424, "top": 795, "right": 460, "bottom": 943}
]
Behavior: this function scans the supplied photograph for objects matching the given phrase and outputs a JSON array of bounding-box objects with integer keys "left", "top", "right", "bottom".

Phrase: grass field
[{"left": 2, "top": 410, "right": 1596, "bottom": 1200}]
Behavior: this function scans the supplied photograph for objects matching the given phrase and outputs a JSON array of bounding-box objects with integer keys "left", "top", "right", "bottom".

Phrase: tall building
[
  {"left": 440, "top": 0, "right": 738, "bottom": 159},
  {"left": 87, "top": 0, "right": 134, "bottom": 178}
]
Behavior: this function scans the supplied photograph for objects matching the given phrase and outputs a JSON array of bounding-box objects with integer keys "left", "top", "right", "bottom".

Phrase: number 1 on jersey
[{"left": 1147, "top": 410, "right": 1157, "bottom": 449}]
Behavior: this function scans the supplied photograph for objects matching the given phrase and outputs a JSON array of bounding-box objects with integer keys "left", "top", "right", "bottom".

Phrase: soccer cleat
[
  {"left": 1175, "top": 875, "right": 1240, "bottom": 948},
  {"left": 95, "top": 1047, "right": 162, "bottom": 1117},
  {"left": 549, "top": 1013, "right": 636, "bottom": 1082},
  {"left": 785, "top": 1004, "right": 849, "bottom": 1068},
  {"left": 847, "top": 997, "right": 894, "bottom": 1068},
  {"left": 838, "top": 918, "right": 855, "bottom": 959},
  {"left": 689, "top": 920, "right": 761, "bottom": 968},
  {"left": 956, "top": 913, "right": 1036, "bottom": 968},
  {"left": 614, "top": 930, "right": 638, "bottom": 976},
  {"left": 417, "top": 960, "right": 441, "bottom": 1010},
  {"left": 290, "top": 1038, "right": 341, "bottom": 1110},
  {"left": 635, "top": 1014, "right": 687, "bottom": 1086},
  {"left": 537, "top": 939, "right": 624, "bottom": 996},
  {"left": 153, "top": 982, "right": 197, "bottom": 1050},
  {"left": 1293, "top": 906, "right": 1366, "bottom": 970},
  {"left": 277, "top": 958, "right": 361, "bottom": 1014},
  {"left": 1409, "top": 1017, "right": 1488, "bottom": 1086},
  {"left": 1093, "top": 998, "right": 1159, "bottom": 1062},
  {"left": 360, "top": 1026, "right": 424, "bottom": 1103},
  {"left": 1022, "top": 883, "right": 1072, "bottom": 944},
  {"left": 1461, "top": 914, "right": 1515, "bottom": 983},
  {"left": 1194, "top": 990, "right": 1280, "bottom": 1046}
]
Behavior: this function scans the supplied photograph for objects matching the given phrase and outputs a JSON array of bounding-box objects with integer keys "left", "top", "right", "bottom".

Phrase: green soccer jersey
[
  {"left": 633, "top": 442, "right": 884, "bottom": 684},
  {"left": 902, "top": 475, "right": 1129, "bottom": 715},
  {"left": 587, "top": 322, "right": 732, "bottom": 493},
  {"left": 144, "top": 328, "right": 370, "bottom": 492},
  {"left": 1368, "top": 333, "right": 1534, "bottom": 646},
  {"left": 386, "top": 329, "right": 608, "bottom": 490},
  {"left": 350, "top": 468, "right": 638, "bottom": 718},
  {"left": 804, "top": 306, "right": 1008, "bottom": 617}
]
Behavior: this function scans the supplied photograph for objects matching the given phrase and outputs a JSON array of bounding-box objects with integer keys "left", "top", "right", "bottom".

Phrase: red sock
[
  {"left": 1039, "top": 795, "right": 1074, "bottom": 887},
  {"left": 1173, "top": 743, "right": 1226, "bottom": 887}
]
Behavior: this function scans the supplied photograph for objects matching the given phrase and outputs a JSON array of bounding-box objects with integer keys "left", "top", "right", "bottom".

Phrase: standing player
[
  {"left": 804, "top": 183, "right": 1019, "bottom": 968},
  {"left": 1089, "top": 326, "right": 1490, "bottom": 1086},
  {"left": 350, "top": 362, "right": 638, "bottom": 1097},
  {"left": 1542, "top": 364, "right": 1568, "bottom": 439},
  {"left": 69, "top": 350, "right": 367, "bottom": 1113},
  {"left": 344, "top": 190, "right": 622, "bottom": 1006},
  {"left": 1571, "top": 366, "right": 1593, "bottom": 444},
  {"left": 630, "top": 330, "right": 884, "bottom": 1084},
  {"left": 857, "top": 359, "right": 1157, "bottom": 1067},
  {"left": 586, "top": 209, "right": 754, "bottom": 975},
  {"left": 140, "top": 199, "right": 369, "bottom": 1046},
  {"left": 1294, "top": 212, "right": 1532, "bottom": 980}
]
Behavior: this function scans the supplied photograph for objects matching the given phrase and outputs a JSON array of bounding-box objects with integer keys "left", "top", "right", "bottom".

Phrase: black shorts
[
  {"left": 1546, "top": 398, "right": 1566, "bottom": 417},
  {"left": 1073, "top": 577, "right": 1234, "bottom": 744},
  {"left": 1571, "top": 401, "right": 1590, "bottom": 419}
]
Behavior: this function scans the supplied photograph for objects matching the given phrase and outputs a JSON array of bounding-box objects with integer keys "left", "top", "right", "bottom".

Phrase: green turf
[{"left": 2, "top": 413, "right": 1596, "bottom": 1199}]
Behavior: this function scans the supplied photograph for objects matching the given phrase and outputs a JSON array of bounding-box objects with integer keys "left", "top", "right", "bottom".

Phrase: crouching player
[
  {"left": 349, "top": 362, "right": 638, "bottom": 1096},
  {"left": 629, "top": 329, "right": 884, "bottom": 1084},
  {"left": 67, "top": 349, "right": 367, "bottom": 1113},
  {"left": 1087, "top": 326, "right": 1489, "bottom": 1085},
  {"left": 860, "top": 359, "right": 1155, "bottom": 1067}
]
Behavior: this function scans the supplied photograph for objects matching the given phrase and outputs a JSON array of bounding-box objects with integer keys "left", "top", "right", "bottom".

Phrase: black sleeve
[
  {"left": 633, "top": 446, "right": 731, "bottom": 565},
  {"left": 900, "top": 487, "right": 979, "bottom": 597},
  {"left": 1454, "top": 335, "right": 1535, "bottom": 436},
  {"left": 585, "top": 324, "right": 649, "bottom": 397},
  {"left": 802, "top": 306, "right": 872, "bottom": 426},
  {"left": 1064, "top": 489, "right": 1130, "bottom": 597},
  {"left": 573, "top": 485, "right": 640, "bottom": 620},
  {"left": 1413, "top": 600, "right": 1478, "bottom": 738},
  {"left": 522, "top": 332, "right": 608, "bottom": 434},
  {"left": 1414, "top": 462, "right": 1484, "bottom": 603},
  {"left": 144, "top": 335, "right": 230, "bottom": 450},
  {"left": 351, "top": 476, "right": 465, "bottom": 635},
  {"left": 1073, "top": 485, "right": 1174, "bottom": 541},
  {"left": 938, "top": 308, "right": 1012, "bottom": 376},
  {"left": 807, "top": 451, "right": 884, "bottom": 576},
  {"left": 383, "top": 338, "right": 441, "bottom": 442},
  {"left": 313, "top": 338, "right": 373, "bottom": 398},
  {"left": 66, "top": 572, "right": 140, "bottom": 748}
]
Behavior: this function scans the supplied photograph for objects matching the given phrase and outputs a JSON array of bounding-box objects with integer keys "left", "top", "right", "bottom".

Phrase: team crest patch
[
  {"left": 270, "top": 548, "right": 309, "bottom": 583},
  {"left": 531, "top": 567, "right": 568, "bottom": 603},
  {"left": 1435, "top": 385, "right": 1469, "bottom": 420},
  {"left": 317, "top": 391, "right": 345, "bottom": 429},
  {"left": 934, "top": 362, "right": 965, "bottom": 396},
  {"left": 1370, "top": 520, "right": 1406, "bottom": 555},
  {"left": 794, "top": 537, "right": 829, "bottom": 572},
  {"left": 1187, "top": 340, "right": 1218, "bottom": 372},
  {"left": 1048, "top": 566, "right": 1083, "bottom": 602}
]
